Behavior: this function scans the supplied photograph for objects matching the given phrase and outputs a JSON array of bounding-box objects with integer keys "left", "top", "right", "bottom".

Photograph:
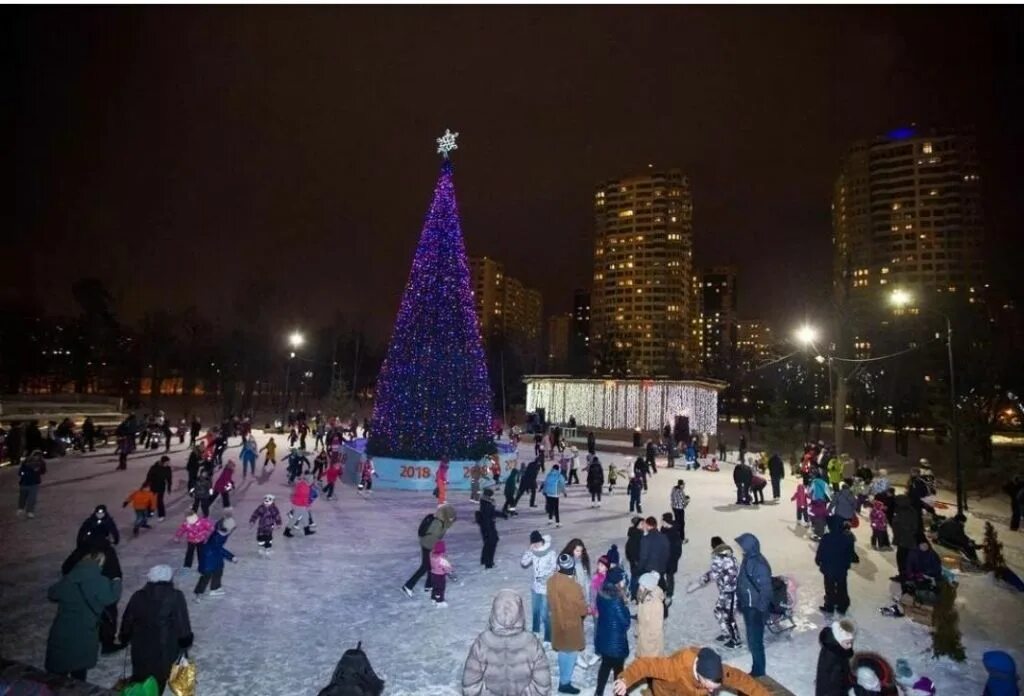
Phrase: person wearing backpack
[{"left": 402, "top": 503, "right": 457, "bottom": 597}]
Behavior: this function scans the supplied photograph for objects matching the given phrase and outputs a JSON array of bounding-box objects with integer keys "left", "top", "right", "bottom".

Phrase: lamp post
[
  {"left": 890, "top": 289, "right": 963, "bottom": 515},
  {"left": 794, "top": 324, "right": 836, "bottom": 444},
  {"left": 283, "top": 331, "right": 305, "bottom": 420}
]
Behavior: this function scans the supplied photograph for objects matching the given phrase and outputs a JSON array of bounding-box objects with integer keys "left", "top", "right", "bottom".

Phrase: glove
[{"left": 685, "top": 580, "right": 701, "bottom": 594}]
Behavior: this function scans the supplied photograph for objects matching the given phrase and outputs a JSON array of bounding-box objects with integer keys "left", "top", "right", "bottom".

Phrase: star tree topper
[{"left": 436, "top": 128, "right": 459, "bottom": 158}]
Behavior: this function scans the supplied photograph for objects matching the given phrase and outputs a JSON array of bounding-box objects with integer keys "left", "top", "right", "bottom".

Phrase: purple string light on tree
[{"left": 367, "top": 130, "right": 494, "bottom": 461}]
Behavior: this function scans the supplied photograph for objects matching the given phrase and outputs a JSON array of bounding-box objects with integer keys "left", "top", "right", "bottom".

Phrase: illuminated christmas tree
[{"left": 367, "top": 130, "right": 494, "bottom": 460}]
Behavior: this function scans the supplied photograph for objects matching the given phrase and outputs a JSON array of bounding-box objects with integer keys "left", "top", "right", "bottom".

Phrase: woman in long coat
[
  {"left": 46, "top": 551, "right": 122, "bottom": 681},
  {"left": 120, "top": 565, "right": 194, "bottom": 693}
]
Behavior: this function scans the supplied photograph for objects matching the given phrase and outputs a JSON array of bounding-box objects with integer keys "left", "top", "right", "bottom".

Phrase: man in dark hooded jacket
[
  {"left": 733, "top": 461, "right": 752, "bottom": 505},
  {"left": 119, "top": 565, "right": 193, "bottom": 692},
  {"left": 815, "top": 516, "right": 854, "bottom": 615},
  {"left": 768, "top": 453, "right": 785, "bottom": 500},
  {"left": 319, "top": 642, "right": 385, "bottom": 696},
  {"left": 77, "top": 505, "right": 120, "bottom": 547},
  {"left": 516, "top": 458, "right": 542, "bottom": 509},
  {"left": 735, "top": 533, "right": 772, "bottom": 678}
]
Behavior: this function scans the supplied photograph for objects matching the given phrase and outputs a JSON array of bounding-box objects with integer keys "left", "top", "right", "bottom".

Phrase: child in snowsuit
[
  {"left": 870, "top": 499, "right": 892, "bottom": 550},
  {"left": 324, "top": 460, "right": 342, "bottom": 500},
  {"left": 627, "top": 475, "right": 643, "bottom": 514},
  {"left": 312, "top": 450, "right": 328, "bottom": 480},
  {"left": 687, "top": 535, "right": 742, "bottom": 648},
  {"left": 359, "top": 457, "right": 376, "bottom": 492},
  {"left": 260, "top": 437, "right": 277, "bottom": 468},
  {"left": 174, "top": 512, "right": 214, "bottom": 569},
  {"left": 123, "top": 483, "right": 156, "bottom": 536},
  {"left": 429, "top": 540, "right": 454, "bottom": 607},
  {"left": 195, "top": 517, "right": 236, "bottom": 599},
  {"left": 791, "top": 481, "right": 810, "bottom": 526},
  {"left": 249, "top": 494, "right": 283, "bottom": 556}
]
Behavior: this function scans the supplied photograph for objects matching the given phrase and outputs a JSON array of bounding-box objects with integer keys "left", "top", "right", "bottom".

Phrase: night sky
[{"left": 9, "top": 7, "right": 1023, "bottom": 341}]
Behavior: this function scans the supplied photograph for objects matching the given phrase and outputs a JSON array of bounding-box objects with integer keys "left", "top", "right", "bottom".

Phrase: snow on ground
[{"left": 1, "top": 434, "right": 1022, "bottom": 696}]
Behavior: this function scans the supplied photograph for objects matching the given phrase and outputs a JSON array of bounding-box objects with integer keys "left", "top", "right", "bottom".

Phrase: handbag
[
  {"left": 168, "top": 652, "right": 197, "bottom": 696},
  {"left": 850, "top": 515, "right": 860, "bottom": 529}
]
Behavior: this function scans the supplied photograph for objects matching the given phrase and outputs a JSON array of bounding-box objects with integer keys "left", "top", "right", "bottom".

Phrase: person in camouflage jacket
[{"left": 686, "top": 536, "right": 742, "bottom": 647}]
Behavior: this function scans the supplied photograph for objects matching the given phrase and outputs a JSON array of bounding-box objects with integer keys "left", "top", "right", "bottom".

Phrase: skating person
[
  {"left": 815, "top": 619, "right": 857, "bottom": 696},
  {"left": 750, "top": 472, "right": 767, "bottom": 505},
  {"left": 429, "top": 540, "right": 454, "bottom": 607},
  {"left": 627, "top": 475, "right": 643, "bottom": 514},
  {"left": 188, "top": 417, "right": 201, "bottom": 448},
  {"left": 517, "top": 456, "right": 542, "bottom": 509},
  {"left": 194, "top": 517, "right": 237, "bottom": 600},
  {"left": 45, "top": 551, "right": 122, "bottom": 683},
  {"left": 548, "top": 553, "right": 588, "bottom": 694},
  {"left": 520, "top": 530, "right": 557, "bottom": 646},
  {"left": 144, "top": 455, "right": 173, "bottom": 521},
  {"left": 260, "top": 436, "right": 278, "bottom": 468},
  {"left": 461, "top": 589, "right": 552, "bottom": 696},
  {"left": 625, "top": 517, "right": 643, "bottom": 590},
  {"left": 213, "top": 459, "right": 236, "bottom": 510},
  {"left": 174, "top": 512, "right": 214, "bottom": 570},
  {"left": 503, "top": 465, "right": 520, "bottom": 516},
  {"left": 477, "top": 488, "right": 500, "bottom": 569},
  {"left": 593, "top": 566, "right": 631, "bottom": 696},
  {"left": 659, "top": 513, "right": 683, "bottom": 598},
  {"left": 312, "top": 449, "right": 328, "bottom": 481},
  {"left": 735, "top": 533, "right": 772, "bottom": 677},
  {"left": 633, "top": 457, "right": 649, "bottom": 492},
  {"left": 635, "top": 572, "right": 665, "bottom": 658},
  {"left": 489, "top": 454, "right": 502, "bottom": 485},
  {"left": 567, "top": 446, "right": 580, "bottom": 485},
  {"left": 185, "top": 446, "right": 202, "bottom": 494},
  {"left": 191, "top": 469, "right": 214, "bottom": 517},
  {"left": 123, "top": 482, "right": 156, "bottom": 537},
  {"left": 587, "top": 455, "right": 605, "bottom": 507},
  {"left": 285, "top": 448, "right": 308, "bottom": 485},
  {"left": 870, "top": 499, "right": 892, "bottom": 550},
  {"left": 670, "top": 479, "right": 689, "bottom": 540},
  {"left": 240, "top": 434, "right": 259, "bottom": 479},
  {"left": 402, "top": 503, "right": 457, "bottom": 596},
  {"left": 359, "top": 455, "right": 376, "bottom": 492},
  {"left": 816, "top": 516, "right": 855, "bottom": 616},
  {"left": 323, "top": 458, "right": 342, "bottom": 500},
  {"left": 687, "top": 535, "right": 742, "bottom": 648},
  {"left": 435, "top": 459, "right": 449, "bottom": 503},
  {"left": 16, "top": 449, "right": 46, "bottom": 518},
  {"left": 543, "top": 463, "right": 567, "bottom": 527},
  {"left": 607, "top": 460, "right": 619, "bottom": 494},
  {"left": 285, "top": 474, "right": 317, "bottom": 537},
  {"left": 792, "top": 479, "right": 811, "bottom": 526},
  {"left": 250, "top": 494, "right": 283, "bottom": 556},
  {"left": 77, "top": 504, "right": 120, "bottom": 548},
  {"left": 768, "top": 452, "right": 785, "bottom": 500},
  {"left": 469, "top": 460, "right": 484, "bottom": 501},
  {"left": 611, "top": 646, "right": 771, "bottom": 696},
  {"left": 119, "top": 565, "right": 193, "bottom": 693},
  {"left": 590, "top": 555, "right": 608, "bottom": 616}
]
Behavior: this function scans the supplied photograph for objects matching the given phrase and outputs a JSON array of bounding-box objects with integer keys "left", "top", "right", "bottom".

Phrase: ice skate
[
  {"left": 434, "top": 601, "right": 448, "bottom": 608},
  {"left": 722, "top": 638, "right": 743, "bottom": 649},
  {"left": 209, "top": 588, "right": 225, "bottom": 596},
  {"left": 401, "top": 585, "right": 413, "bottom": 598},
  {"left": 714, "top": 633, "right": 729, "bottom": 642}
]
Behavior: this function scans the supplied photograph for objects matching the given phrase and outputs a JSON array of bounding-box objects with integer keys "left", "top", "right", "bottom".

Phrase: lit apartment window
[
  {"left": 618, "top": 210, "right": 634, "bottom": 218},
  {"left": 922, "top": 142, "right": 933, "bottom": 154}
]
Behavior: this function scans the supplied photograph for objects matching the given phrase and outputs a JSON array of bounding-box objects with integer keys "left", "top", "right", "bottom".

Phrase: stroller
[{"left": 765, "top": 575, "right": 797, "bottom": 634}]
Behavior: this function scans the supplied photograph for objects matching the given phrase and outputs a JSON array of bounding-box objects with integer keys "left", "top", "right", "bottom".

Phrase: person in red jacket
[
  {"left": 324, "top": 459, "right": 343, "bottom": 500},
  {"left": 285, "top": 474, "right": 316, "bottom": 537},
  {"left": 213, "top": 460, "right": 236, "bottom": 510}
]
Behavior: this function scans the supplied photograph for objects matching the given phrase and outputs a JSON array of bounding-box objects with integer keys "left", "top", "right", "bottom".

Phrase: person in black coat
[
  {"left": 185, "top": 447, "right": 202, "bottom": 493},
  {"left": 516, "top": 458, "right": 542, "bottom": 508},
  {"left": 625, "top": 516, "right": 644, "bottom": 595},
  {"left": 733, "top": 461, "right": 752, "bottom": 505},
  {"left": 907, "top": 470, "right": 935, "bottom": 515},
  {"left": 145, "top": 456, "right": 173, "bottom": 521},
  {"left": 62, "top": 533, "right": 123, "bottom": 654},
  {"left": 633, "top": 456, "right": 649, "bottom": 491},
  {"left": 1006, "top": 474, "right": 1023, "bottom": 531},
  {"left": 815, "top": 516, "right": 855, "bottom": 614},
  {"left": 119, "top": 565, "right": 193, "bottom": 693},
  {"left": 768, "top": 453, "right": 785, "bottom": 500},
  {"left": 477, "top": 489, "right": 500, "bottom": 569},
  {"left": 645, "top": 440, "right": 657, "bottom": 475},
  {"left": 586, "top": 456, "right": 604, "bottom": 506},
  {"left": 78, "top": 505, "right": 121, "bottom": 547},
  {"left": 815, "top": 619, "right": 856, "bottom": 696},
  {"left": 586, "top": 431, "right": 596, "bottom": 455},
  {"left": 82, "top": 417, "right": 96, "bottom": 453},
  {"left": 659, "top": 512, "right": 683, "bottom": 598}
]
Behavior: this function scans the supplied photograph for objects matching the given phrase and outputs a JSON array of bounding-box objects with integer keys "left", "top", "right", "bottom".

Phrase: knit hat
[
  {"left": 529, "top": 530, "right": 543, "bottom": 545},
  {"left": 606, "top": 566, "right": 626, "bottom": 586},
  {"left": 218, "top": 517, "right": 237, "bottom": 533},
  {"left": 677, "top": 479, "right": 685, "bottom": 487},
  {"left": 695, "top": 647, "right": 723, "bottom": 683},
  {"left": 433, "top": 540, "right": 446, "bottom": 554},
  {"left": 638, "top": 571, "right": 660, "bottom": 590},
  {"left": 878, "top": 468, "right": 888, "bottom": 477},
  {"left": 557, "top": 553, "right": 575, "bottom": 573},
  {"left": 606, "top": 544, "right": 620, "bottom": 566},
  {"left": 147, "top": 565, "right": 174, "bottom": 583},
  {"left": 159, "top": 455, "right": 170, "bottom": 463},
  {"left": 483, "top": 487, "right": 494, "bottom": 498},
  {"left": 185, "top": 513, "right": 199, "bottom": 525},
  {"left": 596, "top": 555, "right": 610, "bottom": 570},
  {"left": 855, "top": 666, "right": 881, "bottom": 690},
  {"left": 910, "top": 677, "right": 936, "bottom": 695},
  {"left": 263, "top": 494, "right": 276, "bottom": 502},
  {"left": 710, "top": 536, "right": 725, "bottom": 549},
  {"left": 831, "top": 618, "right": 857, "bottom": 644}
]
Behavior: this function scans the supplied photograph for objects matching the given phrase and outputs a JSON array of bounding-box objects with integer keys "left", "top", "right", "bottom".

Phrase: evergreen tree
[
  {"left": 367, "top": 133, "right": 494, "bottom": 460},
  {"left": 931, "top": 580, "right": 966, "bottom": 662},
  {"left": 982, "top": 521, "right": 1007, "bottom": 571}
]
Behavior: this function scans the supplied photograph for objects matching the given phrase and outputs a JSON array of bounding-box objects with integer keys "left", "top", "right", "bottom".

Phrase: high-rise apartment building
[
  {"left": 833, "top": 127, "right": 985, "bottom": 346},
  {"left": 469, "top": 256, "right": 504, "bottom": 337},
  {"left": 734, "top": 319, "right": 775, "bottom": 374},
  {"left": 698, "top": 265, "right": 738, "bottom": 377},
  {"left": 547, "top": 313, "right": 571, "bottom": 372},
  {"left": 570, "top": 289, "right": 591, "bottom": 374},
  {"left": 592, "top": 168, "right": 695, "bottom": 376},
  {"left": 469, "top": 256, "right": 543, "bottom": 364}
]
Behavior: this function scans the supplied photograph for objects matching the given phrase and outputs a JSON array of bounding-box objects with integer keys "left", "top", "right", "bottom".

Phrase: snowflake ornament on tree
[{"left": 436, "top": 128, "right": 459, "bottom": 158}]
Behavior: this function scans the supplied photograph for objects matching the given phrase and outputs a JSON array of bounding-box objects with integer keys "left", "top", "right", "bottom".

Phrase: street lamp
[
  {"left": 794, "top": 324, "right": 819, "bottom": 346},
  {"left": 283, "top": 331, "right": 305, "bottom": 418},
  {"left": 889, "top": 288, "right": 964, "bottom": 515}
]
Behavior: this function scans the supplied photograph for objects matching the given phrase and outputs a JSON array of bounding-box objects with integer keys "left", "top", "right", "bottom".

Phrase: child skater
[
  {"left": 260, "top": 436, "right": 278, "bottom": 469},
  {"left": 323, "top": 458, "right": 342, "bottom": 500},
  {"left": 791, "top": 479, "right": 810, "bottom": 526},
  {"left": 429, "top": 539, "right": 454, "bottom": 607},
  {"left": 607, "top": 460, "right": 619, "bottom": 494},
  {"left": 249, "top": 493, "right": 283, "bottom": 557},
  {"left": 359, "top": 456, "right": 376, "bottom": 493},
  {"left": 123, "top": 482, "right": 156, "bottom": 537},
  {"left": 627, "top": 474, "right": 643, "bottom": 514},
  {"left": 869, "top": 498, "right": 892, "bottom": 550},
  {"left": 195, "top": 517, "right": 237, "bottom": 600},
  {"left": 174, "top": 512, "right": 214, "bottom": 570}
]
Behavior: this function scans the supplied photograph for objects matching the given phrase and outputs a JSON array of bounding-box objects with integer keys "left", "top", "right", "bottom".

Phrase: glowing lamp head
[
  {"left": 794, "top": 324, "right": 819, "bottom": 346},
  {"left": 890, "top": 288, "right": 913, "bottom": 309},
  {"left": 288, "top": 331, "right": 305, "bottom": 349}
]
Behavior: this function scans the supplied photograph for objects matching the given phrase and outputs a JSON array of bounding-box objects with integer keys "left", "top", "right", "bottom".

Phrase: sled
[{"left": 995, "top": 566, "right": 1024, "bottom": 592}]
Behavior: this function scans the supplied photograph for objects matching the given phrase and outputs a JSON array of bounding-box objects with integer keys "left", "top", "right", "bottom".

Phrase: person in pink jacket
[
  {"left": 213, "top": 460, "right": 236, "bottom": 509},
  {"left": 429, "top": 540, "right": 454, "bottom": 607},
  {"left": 590, "top": 555, "right": 609, "bottom": 616},
  {"left": 285, "top": 474, "right": 316, "bottom": 537},
  {"left": 869, "top": 499, "right": 892, "bottom": 550},
  {"left": 791, "top": 481, "right": 809, "bottom": 527},
  {"left": 173, "top": 512, "right": 215, "bottom": 569}
]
